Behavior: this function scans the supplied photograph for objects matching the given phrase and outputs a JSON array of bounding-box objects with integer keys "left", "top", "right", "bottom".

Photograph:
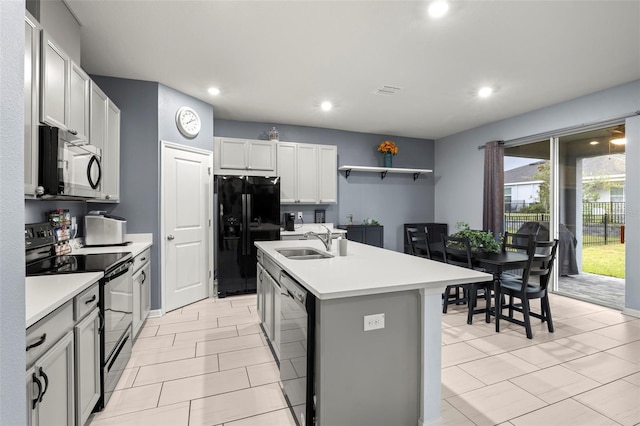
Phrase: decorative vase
[{"left": 383, "top": 152, "right": 393, "bottom": 168}]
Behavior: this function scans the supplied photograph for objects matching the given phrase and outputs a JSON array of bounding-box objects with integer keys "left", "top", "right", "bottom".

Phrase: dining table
[{"left": 415, "top": 242, "right": 531, "bottom": 332}]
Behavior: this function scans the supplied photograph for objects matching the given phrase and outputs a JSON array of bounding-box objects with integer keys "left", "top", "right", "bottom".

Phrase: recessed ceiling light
[
  {"left": 589, "top": 140, "right": 599, "bottom": 145},
  {"left": 478, "top": 87, "right": 493, "bottom": 98},
  {"left": 428, "top": 1, "right": 449, "bottom": 18},
  {"left": 321, "top": 101, "right": 333, "bottom": 111},
  {"left": 610, "top": 138, "right": 626, "bottom": 145},
  {"left": 208, "top": 87, "right": 221, "bottom": 96}
]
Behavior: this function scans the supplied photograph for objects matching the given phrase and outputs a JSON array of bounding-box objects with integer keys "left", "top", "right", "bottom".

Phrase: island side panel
[{"left": 315, "top": 290, "right": 421, "bottom": 426}]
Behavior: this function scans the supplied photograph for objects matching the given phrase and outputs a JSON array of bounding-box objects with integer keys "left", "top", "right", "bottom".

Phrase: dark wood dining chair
[
  {"left": 496, "top": 238, "right": 559, "bottom": 339},
  {"left": 502, "top": 232, "right": 534, "bottom": 252},
  {"left": 441, "top": 235, "right": 493, "bottom": 324},
  {"left": 406, "top": 227, "right": 430, "bottom": 259}
]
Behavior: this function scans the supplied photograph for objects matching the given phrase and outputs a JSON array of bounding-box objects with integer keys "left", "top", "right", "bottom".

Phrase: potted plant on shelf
[
  {"left": 449, "top": 222, "right": 501, "bottom": 253},
  {"left": 377, "top": 140, "right": 398, "bottom": 168}
]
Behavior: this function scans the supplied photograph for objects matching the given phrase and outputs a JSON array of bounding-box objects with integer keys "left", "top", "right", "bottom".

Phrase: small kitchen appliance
[
  {"left": 284, "top": 212, "right": 296, "bottom": 231},
  {"left": 84, "top": 211, "right": 128, "bottom": 246}
]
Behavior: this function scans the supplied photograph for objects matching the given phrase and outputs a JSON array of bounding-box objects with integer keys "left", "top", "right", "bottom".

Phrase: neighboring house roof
[
  {"left": 505, "top": 161, "right": 546, "bottom": 184},
  {"left": 505, "top": 154, "right": 625, "bottom": 184}
]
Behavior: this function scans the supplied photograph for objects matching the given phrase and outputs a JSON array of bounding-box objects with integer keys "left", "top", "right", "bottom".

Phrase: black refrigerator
[{"left": 215, "top": 175, "right": 280, "bottom": 297}]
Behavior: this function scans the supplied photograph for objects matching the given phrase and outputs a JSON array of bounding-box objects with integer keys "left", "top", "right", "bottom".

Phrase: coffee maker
[{"left": 284, "top": 212, "right": 295, "bottom": 231}]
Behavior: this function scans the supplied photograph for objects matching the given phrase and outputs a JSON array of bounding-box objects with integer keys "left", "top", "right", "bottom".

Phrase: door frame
[{"left": 160, "top": 140, "right": 213, "bottom": 314}]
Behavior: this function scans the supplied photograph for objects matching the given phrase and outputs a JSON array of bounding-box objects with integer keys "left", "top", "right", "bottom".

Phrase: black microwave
[{"left": 39, "top": 125, "right": 103, "bottom": 199}]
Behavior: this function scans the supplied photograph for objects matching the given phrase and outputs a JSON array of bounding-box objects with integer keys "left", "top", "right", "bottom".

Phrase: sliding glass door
[{"left": 504, "top": 125, "right": 626, "bottom": 309}]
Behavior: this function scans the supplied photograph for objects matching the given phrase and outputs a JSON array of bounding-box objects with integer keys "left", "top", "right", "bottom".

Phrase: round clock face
[{"left": 176, "top": 107, "right": 201, "bottom": 138}]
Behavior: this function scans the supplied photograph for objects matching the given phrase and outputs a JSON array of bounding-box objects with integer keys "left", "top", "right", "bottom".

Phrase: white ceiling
[{"left": 66, "top": 0, "right": 640, "bottom": 140}]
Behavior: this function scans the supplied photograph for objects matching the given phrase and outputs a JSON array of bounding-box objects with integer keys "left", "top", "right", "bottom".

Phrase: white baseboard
[
  {"left": 622, "top": 306, "right": 640, "bottom": 318},
  {"left": 148, "top": 309, "right": 163, "bottom": 318}
]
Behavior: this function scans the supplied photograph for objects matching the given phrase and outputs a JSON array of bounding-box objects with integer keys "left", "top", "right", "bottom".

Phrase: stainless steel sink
[{"left": 276, "top": 247, "right": 333, "bottom": 260}]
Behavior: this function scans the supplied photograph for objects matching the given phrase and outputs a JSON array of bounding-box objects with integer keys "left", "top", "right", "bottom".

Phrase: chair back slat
[
  {"left": 502, "top": 232, "right": 534, "bottom": 253},
  {"left": 407, "top": 227, "right": 431, "bottom": 258},
  {"left": 522, "top": 239, "right": 559, "bottom": 290},
  {"left": 441, "top": 235, "right": 473, "bottom": 269}
]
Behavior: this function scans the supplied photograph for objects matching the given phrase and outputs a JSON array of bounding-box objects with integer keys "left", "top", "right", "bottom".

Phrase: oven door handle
[{"left": 104, "top": 261, "right": 133, "bottom": 282}]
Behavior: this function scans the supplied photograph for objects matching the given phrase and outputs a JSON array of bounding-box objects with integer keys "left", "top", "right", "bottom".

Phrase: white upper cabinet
[
  {"left": 277, "top": 142, "right": 337, "bottom": 205},
  {"left": 68, "top": 62, "right": 90, "bottom": 142},
  {"left": 89, "top": 82, "right": 120, "bottom": 202},
  {"left": 103, "top": 100, "right": 120, "bottom": 201},
  {"left": 214, "top": 137, "right": 277, "bottom": 176},
  {"left": 40, "top": 30, "right": 90, "bottom": 143},
  {"left": 40, "top": 30, "right": 69, "bottom": 130},
  {"left": 318, "top": 145, "right": 338, "bottom": 204},
  {"left": 89, "top": 82, "right": 108, "bottom": 150},
  {"left": 25, "top": 13, "right": 40, "bottom": 196}
]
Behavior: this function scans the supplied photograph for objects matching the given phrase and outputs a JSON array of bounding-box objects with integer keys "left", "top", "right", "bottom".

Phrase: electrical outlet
[
  {"left": 364, "top": 313, "right": 385, "bottom": 331},
  {"left": 297, "top": 212, "right": 303, "bottom": 220}
]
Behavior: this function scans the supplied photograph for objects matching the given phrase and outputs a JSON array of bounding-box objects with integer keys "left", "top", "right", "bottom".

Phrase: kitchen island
[{"left": 255, "top": 239, "right": 492, "bottom": 426}]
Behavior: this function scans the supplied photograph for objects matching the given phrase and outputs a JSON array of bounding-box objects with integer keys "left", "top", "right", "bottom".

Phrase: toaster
[{"left": 84, "top": 212, "right": 127, "bottom": 246}]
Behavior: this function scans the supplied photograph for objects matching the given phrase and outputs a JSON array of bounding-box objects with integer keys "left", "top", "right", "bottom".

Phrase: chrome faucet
[{"left": 304, "top": 225, "right": 333, "bottom": 251}]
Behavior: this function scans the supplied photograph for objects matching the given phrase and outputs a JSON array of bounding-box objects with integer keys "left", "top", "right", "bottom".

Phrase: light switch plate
[{"left": 364, "top": 313, "right": 385, "bottom": 331}]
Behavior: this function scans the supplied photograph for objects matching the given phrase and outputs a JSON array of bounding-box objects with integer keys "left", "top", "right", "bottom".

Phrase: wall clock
[{"left": 175, "top": 106, "right": 201, "bottom": 138}]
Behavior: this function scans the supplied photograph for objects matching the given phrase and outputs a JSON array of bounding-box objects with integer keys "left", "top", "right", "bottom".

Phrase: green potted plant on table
[{"left": 449, "top": 222, "right": 501, "bottom": 253}]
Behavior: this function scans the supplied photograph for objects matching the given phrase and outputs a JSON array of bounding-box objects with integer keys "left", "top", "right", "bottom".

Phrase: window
[{"left": 610, "top": 186, "right": 624, "bottom": 202}]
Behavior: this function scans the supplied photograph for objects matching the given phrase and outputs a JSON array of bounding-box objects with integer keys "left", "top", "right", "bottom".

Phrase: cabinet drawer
[
  {"left": 26, "top": 300, "right": 73, "bottom": 368},
  {"left": 133, "top": 248, "right": 151, "bottom": 273},
  {"left": 74, "top": 283, "right": 99, "bottom": 321}
]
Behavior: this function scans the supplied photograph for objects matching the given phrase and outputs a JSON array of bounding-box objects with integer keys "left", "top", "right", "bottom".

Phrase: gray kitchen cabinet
[
  {"left": 256, "top": 263, "right": 266, "bottom": 323},
  {"left": 28, "top": 331, "right": 75, "bottom": 426},
  {"left": 74, "top": 308, "right": 100, "bottom": 426},
  {"left": 24, "top": 12, "right": 40, "bottom": 196},
  {"left": 256, "top": 251, "right": 280, "bottom": 360},
  {"left": 214, "top": 137, "right": 277, "bottom": 176},
  {"left": 40, "top": 30, "right": 69, "bottom": 129},
  {"left": 132, "top": 248, "right": 151, "bottom": 338},
  {"left": 339, "top": 225, "right": 384, "bottom": 248}
]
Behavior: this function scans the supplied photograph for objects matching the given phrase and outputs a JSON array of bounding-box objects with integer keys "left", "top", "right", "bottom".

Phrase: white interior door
[{"left": 162, "top": 142, "right": 212, "bottom": 312}]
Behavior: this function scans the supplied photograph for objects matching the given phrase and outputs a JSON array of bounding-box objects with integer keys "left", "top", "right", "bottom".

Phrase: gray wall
[
  {"left": 215, "top": 120, "right": 435, "bottom": 251},
  {"left": 88, "top": 77, "right": 214, "bottom": 311},
  {"left": 0, "top": 1, "right": 27, "bottom": 423},
  {"left": 434, "top": 79, "right": 640, "bottom": 313}
]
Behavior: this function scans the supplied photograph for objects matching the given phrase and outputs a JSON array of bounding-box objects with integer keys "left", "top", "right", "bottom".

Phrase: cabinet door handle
[
  {"left": 85, "top": 294, "right": 97, "bottom": 304},
  {"left": 141, "top": 271, "right": 146, "bottom": 284},
  {"left": 26, "top": 333, "right": 47, "bottom": 351},
  {"left": 167, "top": 235, "right": 175, "bottom": 241},
  {"left": 38, "top": 367, "right": 49, "bottom": 402},
  {"left": 140, "top": 257, "right": 146, "bottom": 262},
  {"left": 31, "top": 372, "right": 42, "bottom": 409}
]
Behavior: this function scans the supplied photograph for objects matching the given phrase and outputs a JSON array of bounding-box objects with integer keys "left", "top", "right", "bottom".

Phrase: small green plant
[
  {"left": 370, "top": 219, "right": 380, "bottom": 225},
  {"left": 450, "top": 222, "right": 501, "bottom": 253}
]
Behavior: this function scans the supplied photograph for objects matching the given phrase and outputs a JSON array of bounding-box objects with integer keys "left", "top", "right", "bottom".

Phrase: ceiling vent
[{"left": 373, "top": 85, "right": 401, "bottom": 96}]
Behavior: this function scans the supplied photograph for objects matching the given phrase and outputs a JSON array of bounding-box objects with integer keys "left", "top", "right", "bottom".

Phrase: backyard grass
[{"left": 582, "top": 243, "right": 625, "bottom": 278}]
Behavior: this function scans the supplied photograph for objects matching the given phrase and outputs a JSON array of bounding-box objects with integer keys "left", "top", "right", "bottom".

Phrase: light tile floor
[{"left": 89, "top": 293, "right": 640, "bottom": 426}]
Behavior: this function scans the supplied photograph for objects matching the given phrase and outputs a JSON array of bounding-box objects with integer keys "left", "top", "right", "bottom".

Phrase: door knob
[{"left": 167, "top": 235, "right": 175, "bottom": 240}]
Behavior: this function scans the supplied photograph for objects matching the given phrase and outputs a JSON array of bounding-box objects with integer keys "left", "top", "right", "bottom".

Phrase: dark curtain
[{"left": 482, "top": 141, "right": 504, "bottom": 236}]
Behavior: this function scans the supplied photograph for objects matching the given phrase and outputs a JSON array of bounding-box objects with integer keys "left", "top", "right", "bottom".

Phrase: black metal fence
[{"left": 504, "top": 201, "right": 625, "bottom": 246}]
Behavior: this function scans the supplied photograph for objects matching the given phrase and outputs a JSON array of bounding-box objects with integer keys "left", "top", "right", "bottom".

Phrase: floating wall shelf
[{"left": 339, "top": 165, "right": 433, "bottom": 181}]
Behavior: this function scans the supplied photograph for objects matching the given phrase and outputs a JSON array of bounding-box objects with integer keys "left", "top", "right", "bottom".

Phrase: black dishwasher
[{"left": 279, "top": 272, "right": 316, "bottom": 426}]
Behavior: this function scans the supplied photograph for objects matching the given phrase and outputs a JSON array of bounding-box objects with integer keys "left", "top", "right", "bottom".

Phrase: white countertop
[
  {"left": 280, "top": 223, "right": 346, "bottom": 237},
  {"left": 26, "top": 234, "right": 153, "bottom": 328},
  {"left": 73, "top": 233, "right": 152, "bottom": 257},
  {"left": 255, "top": 240, "right": 493, "bottom": 300},
  {"left": 26, "top": 272, "right": 103, "bottom": 328}
]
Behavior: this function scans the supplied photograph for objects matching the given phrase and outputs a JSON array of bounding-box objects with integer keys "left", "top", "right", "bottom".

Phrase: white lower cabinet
[
  {"left": 132, "top": 249, "right": 151, "bottom": 339},
  {"left": 256, "top": 254, "right": 280, "bottom": 360},
  {"left": 28, "top": 331, "right": 75, "bottom": 426},
  {"left": 74, "top": 309, "right": 100, "bottom": 426}
]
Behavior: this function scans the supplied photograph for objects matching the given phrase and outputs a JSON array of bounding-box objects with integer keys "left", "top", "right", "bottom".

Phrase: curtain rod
[
  {"left": 476, "top": 141, "right": 504, "bottom": 150},
  {"left": 476, "top": 110, "right": 640, "bottom": 150}
]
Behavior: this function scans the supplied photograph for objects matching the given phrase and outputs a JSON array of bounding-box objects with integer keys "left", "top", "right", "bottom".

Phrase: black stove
[{"left": 25, "top": 222, "right": 132, "bottom": 276}]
